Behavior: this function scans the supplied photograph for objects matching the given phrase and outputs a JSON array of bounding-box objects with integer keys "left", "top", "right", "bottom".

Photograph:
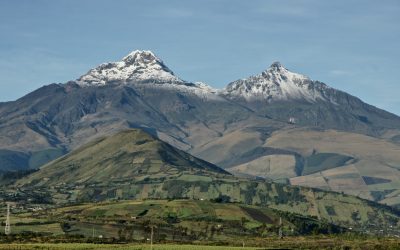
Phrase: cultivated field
[{"left": 1, "top": 236, "right": 400, "bottom": 250}]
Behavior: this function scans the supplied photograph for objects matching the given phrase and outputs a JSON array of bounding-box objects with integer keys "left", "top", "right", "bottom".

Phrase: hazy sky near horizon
[{"left": 0, "top": 0, "right": 399, "bottom": 114}]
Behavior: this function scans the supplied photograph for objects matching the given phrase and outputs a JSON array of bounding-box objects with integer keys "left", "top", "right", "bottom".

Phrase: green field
[
  {"left": 0, "top": 244, "right": 257, "bottom": 250},
  {"left": 1, "top": 237, "right": 400, "bottom": 250},
  {"left": 1, "top": 198, "right": 399, "bottom": 248},
  {"left": 0, "top": 199, "right": 295, "bottom": 241},
  {"left": 0, "top": 244, "right": 265, "bottom": 250}
]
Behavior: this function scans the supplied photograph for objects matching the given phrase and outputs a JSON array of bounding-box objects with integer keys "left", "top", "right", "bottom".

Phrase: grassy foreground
[
  {"left": 1, "top": 237, "right": 400, "bottom": 250},
  {"left": 0, "top": 244, "right": 255, "bottom": 250}
]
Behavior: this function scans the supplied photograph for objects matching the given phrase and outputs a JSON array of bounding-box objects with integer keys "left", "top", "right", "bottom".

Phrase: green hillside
[
  {"left": 0, "top": 199, "right": 328, "bottom": 240},
  {"left": 17, "top": 129, "right": 228, "bottom": 187},
  {"left": 1, "top": 199, "right": 400, "bottom": 247},
  {"left": 9, "top": 129, "right": 400, "bottom": 235}
]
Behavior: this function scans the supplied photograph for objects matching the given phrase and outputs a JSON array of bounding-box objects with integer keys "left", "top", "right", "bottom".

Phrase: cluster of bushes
[{"left": 275, "top": 210, "right": 345, "bottom": 235}]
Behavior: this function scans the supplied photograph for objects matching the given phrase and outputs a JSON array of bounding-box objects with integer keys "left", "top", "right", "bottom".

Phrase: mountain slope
[
  {"left": 18, "top": 129, "right": 228, "bottom": 187},
  {"left": 0, "top": 51, "right": 262, "bottom": 153}
]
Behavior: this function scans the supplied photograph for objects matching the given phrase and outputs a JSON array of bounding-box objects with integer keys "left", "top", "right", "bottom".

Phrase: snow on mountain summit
[
  {"left": 77, "top": 50, "right": 185, "bottom": 86},
  {"left": 223, "top": 62, "right": 329, "bottom": 102},
  {"left": 76, "top": 51, "right": 333, "bottom": 103},
  {"left": 75, "top": 50, "right": 223, "bottom": 101}
]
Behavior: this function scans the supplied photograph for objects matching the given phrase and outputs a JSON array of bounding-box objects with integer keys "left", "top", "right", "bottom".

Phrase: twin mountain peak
[{"left": 76, "top": 50, "right": 331, "bottom": 102}]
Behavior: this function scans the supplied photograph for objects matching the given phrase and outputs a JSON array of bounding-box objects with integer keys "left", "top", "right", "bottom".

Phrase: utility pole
[
  {"left": 278, "top": 217, "right": 282, "bottom": 239},
  {"left": 150, "top": 225, "right": 154, "bottom": 250},
  {"left": 5, "top": 203, "right": 10, "bottom": 235}
]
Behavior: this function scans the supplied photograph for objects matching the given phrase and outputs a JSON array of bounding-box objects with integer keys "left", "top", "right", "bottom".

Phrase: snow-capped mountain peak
[
  {"left": 75, "top": 50, "right": 224, "bottom": 100},
  {"left": 122, "top": 50, "right": 163, "bottom": 67},
  {"left": 262, "top": 61, "right": 309, "bottom": 82},
  {"left": 77, "top": 50, "right": 184, "bottom": 86},
  {"left": 76, "top": 51, "right": 330, "bottom": 103},
  {"left": 223, "top": 62, "right": 328, "bottom": 102}
]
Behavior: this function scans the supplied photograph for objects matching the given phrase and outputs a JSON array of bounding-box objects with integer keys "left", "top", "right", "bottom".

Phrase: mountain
[
  {"left": 77, "top": 50, "right": 185, "bottom": 85},
  {"left": 0, "top": 50, "right": 268, "bottom": 174},
  {"left": 222, "top": 62, "right": 400, "bottom": 134},
  {"left": 223, "top": 61, "right": 321, "bottom": 101},
  {"left": 1, "top": 49, "right": 400, "bottom": 206}
]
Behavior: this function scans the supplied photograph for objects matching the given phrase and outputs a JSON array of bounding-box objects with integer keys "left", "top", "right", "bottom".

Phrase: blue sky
[{"left": 0, "top": 0, "right": 399, "bottom": 114}]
